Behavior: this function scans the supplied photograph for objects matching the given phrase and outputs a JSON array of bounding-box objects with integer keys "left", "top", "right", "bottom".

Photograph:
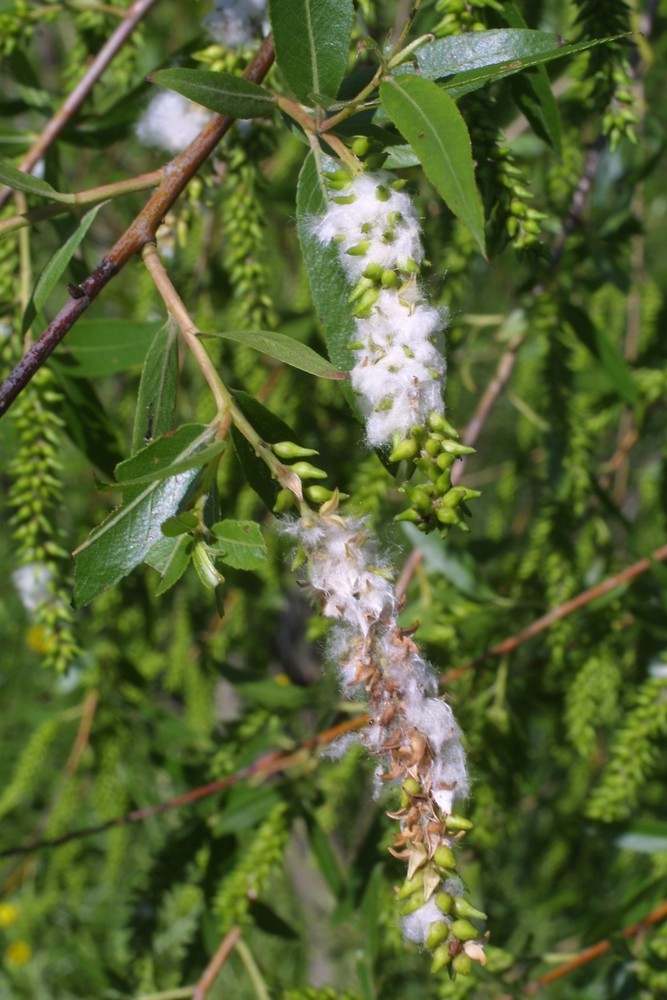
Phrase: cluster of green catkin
[
  {"left": 391, "top": 411, "right": 480, "bottom": 536},
  {"left": 6, "top": 365, "right": 80, "bottom": 672}
]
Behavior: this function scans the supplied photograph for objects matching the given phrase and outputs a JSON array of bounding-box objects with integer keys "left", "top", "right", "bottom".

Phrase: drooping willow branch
[
  {"left": 0, "top": 0, "right": 161, "bottom": 211},
  {"left": 3, "top": 538, "right": 666, "bottom": 861},
  {"left": 0, "top": 35, "right": 276, "bottom": 419}
]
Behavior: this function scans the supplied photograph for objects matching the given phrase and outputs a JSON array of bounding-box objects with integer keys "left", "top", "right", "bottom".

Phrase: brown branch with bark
[{"left": 0, "top": 35, "right": 276, "bottom": 418}]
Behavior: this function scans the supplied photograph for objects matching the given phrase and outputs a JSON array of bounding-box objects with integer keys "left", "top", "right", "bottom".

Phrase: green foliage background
[{"left": 1, "top": 1, "right": 667, "bottom": 998}]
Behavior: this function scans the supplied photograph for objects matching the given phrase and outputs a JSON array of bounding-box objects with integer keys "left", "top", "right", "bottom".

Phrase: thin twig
[
  {"left": 524, "top": 898, "right": 667, "bottom": 993},
  {"left": 193, "top": 927, "right": 242, "bottom": 1000},
  {"left": 0, "top": 170, "right": 164, "bottom": 237},
  {"left": 443, "top": 540, "right": 667, "bottom": 683},
  {"left": 0, "top": 715, "right": 366, "bottom": 858},
  {"left": 0, "top": 35, "right": 276, "bottom": 419},
  {"left": 0, "top": 0, "right": 160, "bottom": 211}
]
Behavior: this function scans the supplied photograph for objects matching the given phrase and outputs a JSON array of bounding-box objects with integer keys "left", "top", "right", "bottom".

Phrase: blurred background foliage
[{"left": 1, "top": 0, "right": 667, "bottom": 997}]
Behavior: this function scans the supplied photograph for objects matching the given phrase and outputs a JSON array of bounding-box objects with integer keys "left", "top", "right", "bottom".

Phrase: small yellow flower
[
  {"left": 5, "top": 940, "right": 31, "bottom": 966},
  {"left": 0, "top": 903, "right": 18, "bottom": 928}
]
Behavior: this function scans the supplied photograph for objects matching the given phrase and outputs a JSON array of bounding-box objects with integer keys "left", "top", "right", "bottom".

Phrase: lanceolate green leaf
[
  {"left": 131, "top": 319, "right": 179, "bottom": 454},
  {"left": 73, "top": 424, "right": 215, "bottom": 606},
  {"left": 499, "top": 6, "right": 561, "bottom": 152},
  {"left": 380, "top": 75, "right": 486, "bottom": 256},
  {"left": 417, "top": 31, "right": 624, "bottom": 99},
  {"left": 146, "top": 534, "right": 193, "bottom": 596},
  {"left": 268, "top": 0, "right": 353, "bottom": 105},
  {"left": 295, "top": 153, "right": 358, "bottom": 385},
  {"left": 199, "top": 328, "right": 346, "bottom": 380},
  {"left": 57, "top": 318, "right": 162, "bottom": 377},
  {"left": 23, "top": 202, "right": 104, "bottom": 333},
  {"left": 0, "top": 156, "right": 74, "bottom": 202},
  {"left": 150, "top": 69, "right": 275, "bottom": 119},
  {"left": 210, "top": 519, "right": 267, "bottom": 570}
]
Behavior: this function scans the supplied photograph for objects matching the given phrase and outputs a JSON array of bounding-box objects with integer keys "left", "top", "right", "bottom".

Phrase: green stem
[
  {"left": 0, "top": 170, "right": 164, "bottom": 237},
  {"left": 141, "top": 243, "right": 304, "bottom": 501},
  {"left": 235, "top": 939, "right": 271, "bottom": 1000}
]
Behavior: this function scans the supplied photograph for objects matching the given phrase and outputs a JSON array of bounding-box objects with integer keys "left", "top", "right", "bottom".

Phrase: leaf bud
[
  {"left": 453, "top": 897, "right": 487, "bottom": 921},
  {"left": 433, "top": 845, "right": 457, "bottom": 870},
  {"left": 425, "top": 920, "right": 450, "bottom": 949},
  {"left": 290, "top": 461, "right": 328, "bottom": 480},
  {"left": 192, "top": 542, "right": 224, "bottom": 590},
  {"left": 272, "top": 441, "right": 319, "bottom": 459},
  {"left": 389, "top": 438, "right": 419, "bottom": 463},
  {"left": 435, "top": 892, "right": 453, "bottom": 915},
  {"left": 452, "top": 952, "right": 473, "bottom": 976},
  {"left": 430, "top": 944, "right": 452, "bottom": 974},
  {"left": 450, "top": 919, "right": 479, "bottom": 942}
]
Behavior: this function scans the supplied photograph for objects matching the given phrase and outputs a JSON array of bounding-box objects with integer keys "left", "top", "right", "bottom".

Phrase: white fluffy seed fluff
[
  {"left": 135, "top": 91, "right": 212, "bottom": 155},
  {"left": 203, "top": 0, "right": 269, "bottom": 49},
  {"left": 283, "top": 510, "right": 469, "bottom": 801},
  {"left": 313, "top": 170, "right": 447, "bottom": 447},
  {"left": 12, "top": 562, "right": 52, "bottom": 615}
]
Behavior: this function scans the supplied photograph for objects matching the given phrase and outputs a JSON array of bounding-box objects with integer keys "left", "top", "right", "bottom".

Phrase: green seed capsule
[
  {"left": 273, "top": 488, "right": 296, "bottom": 513},
  {"left": 290, "top": 461, "right": 328, "bottom": 480},
  {"left": 375, "top": 184, "right": 391, "bottom": 201},
  {"left": 409, "top": 487, "right": 433, "bottom": 514},
  {"left": 436, "top": 472, "right": 452, "bottom": 495},
  {"left": 346, "top": 341, "right": 366, "bottom": 351},
  {"left": 441, "top": 487, "right": 468, "bottom": 509},
  {"left": 436, "top": 507, "right": 460, "bottom": 526},
  {"left": 381, "top": 269, "right": 399, "bottom": 288},
  {"left": 400, "top": 893, "right": 427, "bottom": 916},
  {"left": 389, "top": 438, "right": 419, "bottom": 463},
  {"left": 446, "top": 814, "right": 473, "bottom": 832},
  {"left": 394, "top": 508, "right": 422, "bottom": 525},
  {"left": 453, "top": 897, "right": 487, "bottom": 921},
  {"left": 351, "top": 136, "right": 370, "bottom": 157},
  {"left": 304, "top": 485, "right": 335, "bottom": 504},
  {"left": 352, "top": 287, "right": 380, "bottom": 317},
  {"left": 431, "top": 944, "right": 452, "bottom": 974},
  {"left": 332, "top": 194, "right": 356, "bottom": 204},
  {"left": 452, "top": 952, "right": 472, "bottom": 976},
  {"left": 346, "top": 241, "right": 371, "bottom": 256},
  {"left": 425, "top": 920, "right": 450, "bottom": 949},
  {"left": 450, "top": 919, "right": 479, "bottom": 942},
  {"left": 348, "top": 276, "right": 374, "bottom": 303},
  {"left": 424, "top": 437, "right": 441, "bottom": 458},
  {"left": 402, "top": 776, "right": 422, "bottom": 796},
  {"left": 396, "top": 871, "right": 424, "bottom": 900},
  {"left": 363, "top": 262, "right": 384, "bottom": 281},
  {"left": 435, "top": 892, "right": 453, "bottom": 915},
  {"left": 433, "top": 845, "right": 457, "bottom": 870},
  {"left": 272, "top": 441, "right": 319, "bottom": 459},
  {"left": 436, "top": 451, "right": 455, "bottom": 471},
  {"left": 440, "top": 440, "right": 476, "bottom": 456}
]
